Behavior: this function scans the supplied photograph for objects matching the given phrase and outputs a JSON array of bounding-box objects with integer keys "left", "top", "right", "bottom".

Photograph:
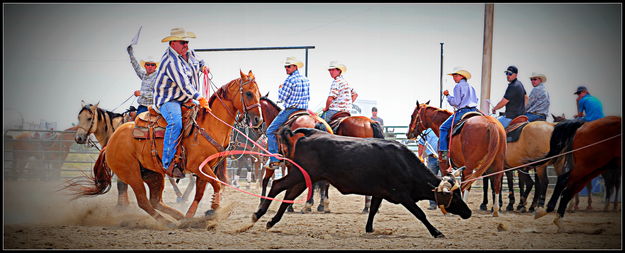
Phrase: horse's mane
[
  {"left": 426, "top": 105, "right": 452, "bottom": 116},
  {"left": 208, "top": 78, "right": 239, "bottom": 107},
  {"left": 260, "top": 96, "right": 281, "bottom": 112},
  {"left": 81, "top": 104, "right": 124, "bottom": 120}
]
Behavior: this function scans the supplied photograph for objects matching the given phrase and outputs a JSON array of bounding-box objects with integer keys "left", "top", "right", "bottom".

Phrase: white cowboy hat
[
  {"left": 140, "top": 57, "right": 159, "bottom": 69},
  {"left": 161, "top": 27, "right": 197, "bottom": 43},
  {"left": 284, "top": 56, "right": 304, "bottom": 68},
  {"left": 328, "top": 61, "right": 347, "bottom": 73},
  {"left": 447, "top": 67, "right": 472, "bottom": 80},
  {"left": 529, "top": 72, "right": 547, "bottom": 82}
]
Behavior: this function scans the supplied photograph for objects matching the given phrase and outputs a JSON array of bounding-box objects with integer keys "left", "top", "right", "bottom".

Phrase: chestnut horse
[
  {"left": 257, "top": 95, "right": 384, "bottom": 213},
  {"left": 535, "top": 116, "right": 621, "bottom": 232},
  {"left": 68, "top": 71, "right": 263, "bottom": 226},
  {"left": 74, "top": 102, "right": 210, "bottom": 206},
  {"left": 407, "top": 100, "right": 506, "bottom": 216}
]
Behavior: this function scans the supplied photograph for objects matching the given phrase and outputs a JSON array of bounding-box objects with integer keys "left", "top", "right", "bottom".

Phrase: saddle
[
  {"left": 132, "top": 101, "right": 199, "bottom": 178},
  {"left": 327, "top": 112, "right": 351, "bottom": 134},
  {"left": 283, "top": 110, "right": 311, "bottom": 127},
  {"left": 451, "top": 111, "right": 484, "bottom": 136},
  {"left": 505, "top": 115, "right": 529, "bottom": 143}
]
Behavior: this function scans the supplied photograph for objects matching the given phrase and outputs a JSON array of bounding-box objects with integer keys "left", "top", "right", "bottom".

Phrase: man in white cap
[
  {"left": 127, "top": 45, "right": 159, "bottom": 115},
  {"left": 438, "top": 67, "right": 479, "bottom": 174},
  {"left": 524, "top": 72, "right": 550, "bottom": 122},
  {"left": 153, "top": 27, "right": 210, "bottom": 178},
  {"left": 265, "top": 56, "right": 310, "bottom": 169},
  {"left": 321, "top": 61, "right": 358, "bottom": 123}
]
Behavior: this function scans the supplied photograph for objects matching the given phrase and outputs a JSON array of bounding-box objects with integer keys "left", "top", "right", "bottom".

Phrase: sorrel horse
[
  {"left": 535, "top": 116, "right": 621, "bottom": 232},
  {"left": 67, "top": 71, "right": 263, "bottom": 226},
  {"left": 257, "top": 95, "right": 384, "bottom": 213},
  {"left": 407, "top": 100, "right": 507, "bottom": 216},
  {"left": 74, "top": 102, "right": 205, "bottom": 206}
]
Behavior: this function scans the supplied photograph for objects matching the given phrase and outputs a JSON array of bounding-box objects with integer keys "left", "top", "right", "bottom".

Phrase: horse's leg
[
  {"left": 168, "top": 175, "right": 184, "bottom": 200},
  {"left": 126, "top": 176, "right": 174, "bottom": 227},
  {"left": 536, "top": 164, "right": 549, "bottom": 209},
  {"left": 586, "top": 181, "right": 593, "bottom": 210},
  {"left": 362, "top": 196, "right": 372, "bottom": 214},
  {"left": 400, "top": 198, "right": 445, "bottom": 238},
  {"left": 535, "top": 171, "right": 570, "bottom": 219},
  {"left": 266, "top": 182, "right": 308, "bottom": 229},
  {"left": 185, "top": 177, "right": 207, "bottom": 218},
  {"left": 302, "top": 182, "right": 317, "bottom": 213},
  {"left": 116, "top": 179, "right": 130, "bottom": 208},
  {"left": 180, "top": 174, "right": 196, "bottom": 203},
  {"left": 480, "top": 177, "right": 489, "bottom": 211},
  {"left": 505, "top": 170, "right": 515, "bottom": 212},
  {"left": 517, "top": 168, "right": 533, "bottom": 213},
  {"left": 318, "top": 181, "right": 331, "bottom": 213},
  {"left": 492, "top": 173, "right": 503, "bottom": 217},
  {"left": 144, "top": 170, "right": 184, "bottom": 220},
  {"left": 365, "top": 197, "right": 383, "bottom": 233}
]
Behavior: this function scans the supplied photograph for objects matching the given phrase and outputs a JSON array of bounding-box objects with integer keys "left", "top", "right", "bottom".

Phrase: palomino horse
[
  {"left": 535, "top": 116, "right": 621, "bottom": 232},
  {"left": 257, "top": 95, "right": 385, "bottom": 213},
  {"left": 68, "top": 71, "right": 263, "bottom": 226},
  {"left": 407, "top": 100, "right": 507, "bottom": 216},
  {"left": 74, "top": 102, "right": 210, "bottom": 206}
]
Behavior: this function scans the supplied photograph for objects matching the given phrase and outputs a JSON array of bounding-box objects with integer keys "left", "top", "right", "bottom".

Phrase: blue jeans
[
  {"left": 426, "top": 155, "right": 441, "bottom": 207},
  {"left": 137, "top": 105, "right": 148, "bottom": 115},
  {"left": 439, "top": 107, "right": 477, "bottom": 151},
  {"left": 497, "top": 116, "right": 513, "bottom": 128},
  {"left": 160, "top": 101, "right": 182, "bottom": 169},
  {"left": 525, "top": 113, "right": 546, "bottom": 122},
  {"left": 267, "top": 108, "right": 300, "bottom": 163},
  {"left": 322, "top": 109, "right": 340, "bottom": 122}
]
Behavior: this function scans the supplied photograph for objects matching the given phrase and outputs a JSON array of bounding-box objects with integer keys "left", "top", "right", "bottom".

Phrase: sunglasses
[
  {"left": 145, "top": 63, "right": 156, "bottom": 67},
  {"left": 530, "top": 78, "right": 539, "bottom": 81},
  {"left": 285, "top": 65, "right": 293, "bottom": 69},
  {"left": 177, "top": 41, "right": 189, "bottom": 45},
  {"left": 505, "top": 72, "right": 514, "bottom": 76}
]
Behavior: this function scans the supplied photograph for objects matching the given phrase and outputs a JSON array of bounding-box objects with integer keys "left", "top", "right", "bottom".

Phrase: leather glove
[
  {"left": 198, "top": 97, "right": 209, "bottom": 108},
  {"left": 134, "top": 90, "right": 141, "bottom": 97},
  {"left": 443, "top": 90, "right": 449, "bottom": 96}
]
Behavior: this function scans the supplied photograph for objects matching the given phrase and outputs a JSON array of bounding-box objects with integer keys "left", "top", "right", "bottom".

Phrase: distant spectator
[
  {"left": 574, "top": 86, "right": 604, "bottom": 122},
  {"left": 524, "top": 72, "right": 550, "bottom": 122},
  {"left": 371, "top": 107, "right": 384, "bottom": 126}
]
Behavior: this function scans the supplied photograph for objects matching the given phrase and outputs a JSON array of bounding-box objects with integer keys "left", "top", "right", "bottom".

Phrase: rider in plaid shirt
[{"left": 266, "top": 56, "right": 310, "bottom": 167}]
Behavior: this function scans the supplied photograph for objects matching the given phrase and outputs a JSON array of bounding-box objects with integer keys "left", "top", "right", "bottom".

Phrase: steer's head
[
  {"left": 431, "top": 176, "right": 471, "bottom": 219},
  {"left": 276, "top": 126, "right": 308, "bottom": 159}
]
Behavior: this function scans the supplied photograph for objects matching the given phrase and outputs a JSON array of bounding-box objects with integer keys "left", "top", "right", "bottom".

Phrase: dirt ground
[{"left": 3, "top": 178, "right": 622, "bottom": 250}]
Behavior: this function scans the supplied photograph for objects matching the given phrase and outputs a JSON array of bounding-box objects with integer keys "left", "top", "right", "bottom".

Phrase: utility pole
[
  {"left": 480, "top": 4, "right": 494, "bottom": 113},
  {"left": 440, "top": 42, "right": 444, "bottom": 108}
]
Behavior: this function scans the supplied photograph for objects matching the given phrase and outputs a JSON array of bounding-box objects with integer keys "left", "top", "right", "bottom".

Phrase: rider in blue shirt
[{"left": 574, "top": 86, "right": 604, "bottom": 122}]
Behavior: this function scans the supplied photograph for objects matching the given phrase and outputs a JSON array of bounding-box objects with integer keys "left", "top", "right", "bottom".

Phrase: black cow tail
[{"left": 371, "top": 121, "right": 385, "bottom": 139}]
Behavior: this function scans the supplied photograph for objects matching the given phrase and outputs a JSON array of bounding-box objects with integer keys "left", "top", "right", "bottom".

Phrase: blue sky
[{"left": 3, "top": 3, "right": 621, "bottom": 130}]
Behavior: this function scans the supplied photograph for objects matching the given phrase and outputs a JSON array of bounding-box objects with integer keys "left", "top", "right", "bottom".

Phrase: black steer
[{"left": 252, "top": 127, "right": 471, "bottom": 238}]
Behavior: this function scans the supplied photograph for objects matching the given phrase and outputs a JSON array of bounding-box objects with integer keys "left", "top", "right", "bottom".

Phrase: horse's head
[
  {"left": 407, "top": 100, "right": 430, "bottom": 139},
  {"left": 431, "top": 176, "right": 471, "bottom": 219},
  {"left": 74, "top": 101, "right": 98, "bottom": 144},
  {"left": 220, "top": 70, "right": 263, "bottom": 129},
  {"left": 552, "top": 113, "right": 566, "bottom": 122},
  {"left": 259, "top": 95, "right": 281, "bottom": 128}
]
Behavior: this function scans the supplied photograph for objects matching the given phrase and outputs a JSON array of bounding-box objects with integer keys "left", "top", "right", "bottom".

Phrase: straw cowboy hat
[
  {"left": 529, "top": 72, "right": 547, "bottom": 82},
  {"left": 328, "top": 61, "right": 347, "bottom": 73},
  {"left": 161, "top": 27, "right": 197, "bottom": 43},
  {"left": 284, "top": 56, "right": 304, "bottom": 68},
  {"left": 447, "top": 67, "right": 472, "bottom": 80},
  {"left": 140, "top": 57, "right": 159, "bottom": 69}
]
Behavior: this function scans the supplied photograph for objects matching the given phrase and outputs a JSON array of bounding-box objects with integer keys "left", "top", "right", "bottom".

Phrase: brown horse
[
  {"left": 68, "top": 70, "right": 263, "bottom": 226},
  {"left": 407, "top": 100, "right": 507, "bottom": 216},
  {"left": 535, "top": 116, "right": 621, "bottom": 232}
]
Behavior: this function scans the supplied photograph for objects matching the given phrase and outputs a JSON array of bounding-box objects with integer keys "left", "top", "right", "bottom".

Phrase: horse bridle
[
  {"left": 411, "top": 106, "right": 429, "bottom": 142},
  {"left": 210, "top": 77, "right": 261, "bottom": 128},
  {"left": 77, "top": 106, "right": 97, "bottom": 135}
]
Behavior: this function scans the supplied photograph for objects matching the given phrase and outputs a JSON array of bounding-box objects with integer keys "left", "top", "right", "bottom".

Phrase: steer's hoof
[{"left": 204, "top": 209, "right": 216, "bottom": 217}]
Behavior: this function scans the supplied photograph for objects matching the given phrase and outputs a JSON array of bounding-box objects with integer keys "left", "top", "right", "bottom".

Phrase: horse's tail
[
  {"left": 533, "top": 119, "right": 585, "bottom": 167},
  {"left": 462, "top": 118, "right": 503, "bottom": 190},
  {"left": 64, "top": 148, "right": 112, "bottom": 199},
  {"left": 371, "top": 121, "right": 385, "bottom": 139},
  {"left": 214, "top": 159, "right": 229, "bottom": 184}
]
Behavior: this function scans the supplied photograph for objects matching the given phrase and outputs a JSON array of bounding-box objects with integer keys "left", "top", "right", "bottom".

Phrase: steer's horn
[
  {"left": 450, "top": 180, "right": 460, "bottom": 192},
  {"left": 451, "top": 166, "right": 465, "bottom": 178}
]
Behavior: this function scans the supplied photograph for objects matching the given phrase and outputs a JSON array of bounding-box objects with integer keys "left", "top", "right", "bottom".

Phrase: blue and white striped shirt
[
  {"left": 279, "top": 70, "right": 310, "bottom": 109},
  {"left": 153, "top": 47, "right": 205, "bottom": 108}
]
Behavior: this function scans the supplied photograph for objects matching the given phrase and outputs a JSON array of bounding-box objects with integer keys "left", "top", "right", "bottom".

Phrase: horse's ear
[
  {"left": 248, "top": 70, "right": 254, "bottom": 80},
  {"left": 264, "top": 91, "right": 270, "bottom": 97},
  {"left": 426, "top": 100, "right": 430, "bottom": 105},
  {"left": 95, "top": 101, "right": 100, "bottom": 108},
  {"left": 240, "top": 69, "right": 247, "bottom": 81},
  {"left": 81, "top": 100, "right": 86, "bottom": 108},
  {"left": 416, "top": 100, "right": 419, "bottom": 106}
]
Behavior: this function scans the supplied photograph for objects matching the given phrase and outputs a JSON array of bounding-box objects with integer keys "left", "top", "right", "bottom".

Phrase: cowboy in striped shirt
[
  {"left": 266, "top": 56, "right": 311, "bottom": 168},
  {"left": 153, "top": 27, "right": 210, "bottom": 177}
]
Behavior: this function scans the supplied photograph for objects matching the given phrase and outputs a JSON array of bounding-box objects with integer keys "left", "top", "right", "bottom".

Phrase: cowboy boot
[{"left": 438, "top": 151, "right": 451, "bottom": 175}]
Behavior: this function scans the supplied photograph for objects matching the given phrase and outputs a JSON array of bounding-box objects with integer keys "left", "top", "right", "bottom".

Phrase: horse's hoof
[
  {"left": 435, "top": 233, "right": 446, "bottom": 238},
  {"left": 324, "top": 209, "right": 331, "bottom": 214},
  {"left": 506, "top": 204, "right": 514, "bottom": 212},
  {"left": 528, "top": 207, "right": 535, "bottom": 213},
  {"left": 286, "top": 205, "right": 295, "bottom": 213},
  {"left": 266, "top": 222, "right": 274, "bottom": 229},
  {"left": 317, "top": 205, "right": 325, "bottom": 212},
  {"left": 204, "top": 209, "right": 216, "bottom": 217},
  {"left": 534, "top": 208, "right": 548, "bottom": 219},
  {"left": 251, "top": 213, "right": 259, "bottom": 223},
  {"left": 361, "top": 208, "right": 369, "bottom": 214},
  {"left": 301, "top": 207, "right": 311, "bottom": 214},
  {"left": 479, "top": 203, "right": 488, "bottom": 211}
]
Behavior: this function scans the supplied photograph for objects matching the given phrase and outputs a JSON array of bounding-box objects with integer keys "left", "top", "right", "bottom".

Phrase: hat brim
[
  {"left": 140, "top": 60, "right": 159, "bottom": 69},
  {"left": 285, "top": 62, "right": 304, "bottom": 68},
  {"left": 161, "top": 32, "right": 197, "bottom": 43}
]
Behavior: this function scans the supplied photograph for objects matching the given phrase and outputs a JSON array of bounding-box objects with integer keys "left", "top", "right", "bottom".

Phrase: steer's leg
[
  {"left": 267, "top": 182, "right": 307, "bottom": 229},
  {"left": 400, "top": 199, "right": 444, "bottom": 238},
  {"left": 365, "top": 196, "right": 383, "bottom": 233}
]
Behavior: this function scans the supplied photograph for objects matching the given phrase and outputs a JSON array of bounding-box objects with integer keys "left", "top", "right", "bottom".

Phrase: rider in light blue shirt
[{"left": 574, "top": 86, "right": 604, "bottom": 122}]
